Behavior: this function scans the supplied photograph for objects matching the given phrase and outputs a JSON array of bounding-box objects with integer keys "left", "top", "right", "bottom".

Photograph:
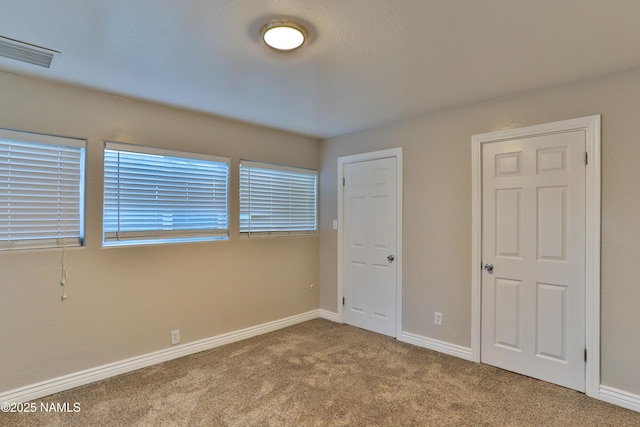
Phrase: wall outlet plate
[
  {"left": 434, "top": 312, "right": 443, "bottom": 326},
  {"left": 171, "top": 330, "right": 180, "bottom": 345}
]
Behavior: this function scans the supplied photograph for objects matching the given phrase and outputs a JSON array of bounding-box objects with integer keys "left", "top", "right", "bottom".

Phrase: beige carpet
[{"left": 3, "top": 319, "right": 640, "bottom": 426}]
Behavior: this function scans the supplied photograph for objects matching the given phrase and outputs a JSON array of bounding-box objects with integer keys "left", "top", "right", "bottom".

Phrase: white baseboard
[
  {"left": 1, "top": 310, "right": 319, "bottom": 403},
  {"left": 5, "top": 311, "right": 638, "bottom": 415},
  {"left": 319, "top": 309, "right": 340, "bottom": 322},
  {"left": 398, "top": 330, "right": 640, "bottom": 413},
  {"left": 599, "top": 385, "right": 640, "bottom": 413},
  {"left": 399, "top": 331, "right": 473, "bottom": 361},
  {"left": 399, "top": 330, "right": 639, "bottom": 414}
]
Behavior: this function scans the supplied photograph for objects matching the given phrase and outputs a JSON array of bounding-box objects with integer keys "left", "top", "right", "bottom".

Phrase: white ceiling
[{"left": 2, "top": 0, "right": 640, "bottom": 138}]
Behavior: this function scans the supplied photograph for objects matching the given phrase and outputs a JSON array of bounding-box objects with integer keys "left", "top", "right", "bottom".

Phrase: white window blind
[
  {"left": 103, "top": 142, "right": 229, "bottom": 245},
  {"left": 240, "top": 160, "right": 317, "bottom": 236},
  {"left": 0, "top": 129, "right": 85, "bottom": 250}
]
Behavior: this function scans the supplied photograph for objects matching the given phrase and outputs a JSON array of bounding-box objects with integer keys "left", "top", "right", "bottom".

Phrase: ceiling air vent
[{"left": 0, "top": 36, "right": 59, "bottom": 68}]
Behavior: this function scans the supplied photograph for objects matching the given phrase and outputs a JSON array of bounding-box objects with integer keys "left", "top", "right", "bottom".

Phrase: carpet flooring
[{"left": 3, "top": 319, "right": 640, "bottom": 426}]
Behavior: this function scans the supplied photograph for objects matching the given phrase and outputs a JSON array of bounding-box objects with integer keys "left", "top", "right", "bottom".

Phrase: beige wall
[
  {"left": 0, "top": 71, "right": 320, "bottom": 392},
  {"left": 319, "top": 67, "right": 640, "bottom": 395},
  {"left": 4, "top": 62, "right": 640, "bottom": 399}
]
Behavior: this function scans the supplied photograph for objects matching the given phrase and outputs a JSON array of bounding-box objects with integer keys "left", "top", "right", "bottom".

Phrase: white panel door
[
  {"left": 343, "top": 157, "right": 397, "bottom": 337},
  {"left": 481, "top": 131, "right": 586, "bottom": 391}
]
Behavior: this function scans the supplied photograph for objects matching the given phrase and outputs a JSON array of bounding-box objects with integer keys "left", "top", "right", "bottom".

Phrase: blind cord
[
  {"left": 58, "top": 148, "right": 68, "bottom": 301},
  {"left": 60, "top": 245, "right": 68, "bottom": 301}
]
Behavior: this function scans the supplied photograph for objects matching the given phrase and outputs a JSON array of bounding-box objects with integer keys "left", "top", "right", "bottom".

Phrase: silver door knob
[
  {"left": 387, "top": 255, "right": 395, "bottom": 263},
  {"left": 484, "top": 263, "right": 494, "bottom": 273}
]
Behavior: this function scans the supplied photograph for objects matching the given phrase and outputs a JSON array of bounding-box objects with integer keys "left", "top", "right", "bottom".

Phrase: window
[
  {"left": 0, "top": 129, "right": 85, "bottom": 250},
  {"left": 103, "top": 142, "right": 229, "bottom": 245},
  {"left": 240, "top": 160, "right": 317, "bottom": 236}
]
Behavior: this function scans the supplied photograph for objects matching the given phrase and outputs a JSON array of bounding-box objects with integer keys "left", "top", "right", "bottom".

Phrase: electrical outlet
[
  {"left": 310, "top": 283, "right": 314, "bottom": 290},
  {"left": 332, "top": 220, "right": 338, "bottom": 230},
  {"left": 171, "top": 330, "right": 180, "bottom": 345},
  {"left": 434, "top": 312, "right": 443, "bottom": 326}
]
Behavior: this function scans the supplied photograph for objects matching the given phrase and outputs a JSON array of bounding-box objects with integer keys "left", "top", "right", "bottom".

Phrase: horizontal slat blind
[
  {"left": 103, "top": 143, "right": 229, "bottom": 244},
  {"left": 240, "top": 161, "right": 317, "bottom": 236},
  {"left": 0, "top": 130, "right": 85, "bottom": 250}
]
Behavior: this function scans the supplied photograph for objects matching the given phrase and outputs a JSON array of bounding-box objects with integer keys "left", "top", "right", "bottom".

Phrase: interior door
[
  {"left": 343, "top": 157, "right": 397, "bottom": 337},
  {"left": 481, "top": 130, "right": 586, "bottom": 391}
]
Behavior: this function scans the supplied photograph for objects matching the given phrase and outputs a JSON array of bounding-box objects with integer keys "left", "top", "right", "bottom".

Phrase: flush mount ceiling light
[{"left": 260, "top": 20, "right": 307, "bottom": 51}]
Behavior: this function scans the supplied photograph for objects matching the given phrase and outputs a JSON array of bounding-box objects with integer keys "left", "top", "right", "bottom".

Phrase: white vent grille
[{"left": 0, "top": 36, "right": 59, "bottom": 68}]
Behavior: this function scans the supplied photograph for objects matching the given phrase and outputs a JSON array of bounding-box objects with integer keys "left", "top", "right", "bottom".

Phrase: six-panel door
[
  {"left": 343, "top": 157, "right": 397, "bottom": 337},
  {"left": 481, "top": 131, "right": 586, "bottom": 391}
]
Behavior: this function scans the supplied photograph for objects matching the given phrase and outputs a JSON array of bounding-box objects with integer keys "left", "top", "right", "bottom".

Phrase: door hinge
[
  {"left": 342, "top": 297, "right": 345, "bottom": 306},
  {"left": 343, "top": 177, "right": 345, "bottom": 186},
  {"left": 584, "top": 152, "right": 588, "bottom": 165},
  {"left": 584, "top": 349, "right": 587, "bottom": 362}
]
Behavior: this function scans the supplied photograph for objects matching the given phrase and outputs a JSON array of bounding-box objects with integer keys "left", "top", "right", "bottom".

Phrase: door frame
[
  {"left": 470, "top": 115, "right": 601, "bottom": 397},
  {"left": 337, "top": 147, "right": 403, "bottom": 338}
]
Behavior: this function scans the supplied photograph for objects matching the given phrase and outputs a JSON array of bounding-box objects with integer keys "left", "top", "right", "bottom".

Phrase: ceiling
[{"left": 2, "top": 1, "right": 640, "bottom": 138}]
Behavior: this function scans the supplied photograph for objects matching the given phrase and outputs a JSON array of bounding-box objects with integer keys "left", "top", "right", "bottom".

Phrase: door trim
[
  {"left": 470, "top": 115, "right": 601, "bottom": 397},
  {"left": 337, "top": 147, "right": 403, "bottom": 338}
]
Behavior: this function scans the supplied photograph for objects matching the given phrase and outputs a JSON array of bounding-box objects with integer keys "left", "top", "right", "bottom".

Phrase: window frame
[
  {"left": 102, "top": 142, "right": 230, "bottom": 247},
  {"left": 0, "top": 128, "right": 86, "bottom": 251},
  {"left": 239, "top": 160, "right": 318, "bottom": 238}
]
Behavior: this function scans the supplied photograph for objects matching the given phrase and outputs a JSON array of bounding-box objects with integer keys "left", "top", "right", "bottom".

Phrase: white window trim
[
  {"left": 105, "top": 141, "right": 228, "bottom": 164},
  {"left": 103, "top": 142, "right": 230, "bottom": 247},
  {"left": 0, "top": 128, "right": 85, "bottom": 251},
  {"left": 239, "top": 160, "right": 318, "bottom": 238}
]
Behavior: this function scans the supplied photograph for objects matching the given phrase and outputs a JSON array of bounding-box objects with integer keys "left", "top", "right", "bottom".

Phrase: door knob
[
  {"left": 484, "top": 263, "right": 494, "bottom": 273},
  {"left": 387, "top": 255, "right": 395, "bottom": 263}
]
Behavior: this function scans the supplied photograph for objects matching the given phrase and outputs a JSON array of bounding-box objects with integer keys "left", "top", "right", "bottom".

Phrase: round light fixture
[{"left": 260, "top": 20, "right": 307, "bottom": 51}]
